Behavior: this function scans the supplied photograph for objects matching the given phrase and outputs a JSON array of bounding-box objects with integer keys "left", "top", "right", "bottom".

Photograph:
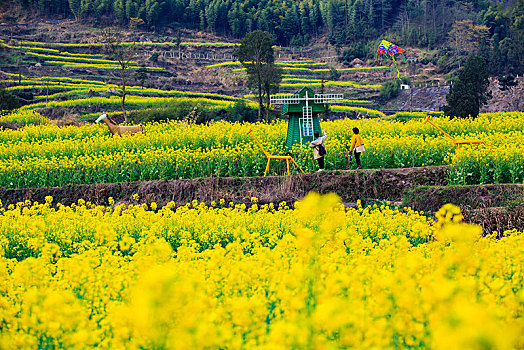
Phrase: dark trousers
[
  {"left": 354, "top": 150, "right": 361, "bottom": 167},
  {"left": 317, "top": 157, "right": 325, "bottom": 170}
]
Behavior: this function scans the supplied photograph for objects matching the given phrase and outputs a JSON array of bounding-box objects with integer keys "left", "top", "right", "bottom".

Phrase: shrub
[
  {"left": 0, "top": 87, "right": 21, "bottom": 111},
  {"left": 379, "top": 80, "right": 401, "bottom": 101},
  {"left": 150, "top": 52, "right": 159, "bottom": 63},
  {"left": 227, "top": 100, "right": 257, "bottom": 122},
  {"left": 340, "top": 42, "right": 370, "bottom": 65},
  {"left": 379, "top": 77, "right": 410, "bottom": 102}
]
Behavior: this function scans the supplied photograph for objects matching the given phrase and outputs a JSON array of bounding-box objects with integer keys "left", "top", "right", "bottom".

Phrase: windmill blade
[
  {"left": 313, "top": 94, "right": 344, "bottom": 103},
  {"left": 270, "top": 94, "right": 303, "bottom": 105}
]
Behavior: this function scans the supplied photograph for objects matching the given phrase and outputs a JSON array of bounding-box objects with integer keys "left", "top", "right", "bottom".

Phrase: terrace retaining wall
[
  {"left": 3, "top": 165, "right": 523, "bottom": 234},
  {"left": 0, "top": 166, "right": 449, "bottom": 208},
  {"left": 462, "top": 205, "right": 524, "bottom": 237},
  {"left": 404, "top": 184, "right": 524, "bottom": 235},
  {"left": 404, "top": 184, "right": 524, "bottom": 213}
]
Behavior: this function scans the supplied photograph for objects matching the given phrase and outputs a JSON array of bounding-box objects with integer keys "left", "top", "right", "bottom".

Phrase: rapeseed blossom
[
  {"left": 1, "top": 111, "right": 523, "bottom": 188},
  {"left": 0, "top": 193, "right": 522, "bottom": 348}
]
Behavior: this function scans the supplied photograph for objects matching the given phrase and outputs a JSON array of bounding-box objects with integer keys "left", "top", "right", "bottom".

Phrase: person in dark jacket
[{"left": 310, "top": 129, "right": 327, "bottom": 172}]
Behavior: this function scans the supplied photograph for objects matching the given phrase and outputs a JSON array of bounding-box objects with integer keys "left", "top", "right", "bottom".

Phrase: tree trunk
[
  {"left": 265, "top": 88, "right": 270, "bottom": 123},
  {"left": 257, "top": 88, "right": 263, "bottom": 121},
  {"left": 121, "top": 67, "right": 128, "bottom": 123},
  {"left": 18, "top": 58, "right": 21, "bottom": 85},
  {"left": 257, "top": 67, "right": 263, "bottom": 121}
]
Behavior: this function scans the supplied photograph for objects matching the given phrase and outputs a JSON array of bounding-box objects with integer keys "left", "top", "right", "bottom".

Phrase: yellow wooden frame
[
  {"left": 247, "top": 129, "right": 305, "bottom": 176},
  {"left": 423, "top": 116, "right": 486, "bottom": 150}
]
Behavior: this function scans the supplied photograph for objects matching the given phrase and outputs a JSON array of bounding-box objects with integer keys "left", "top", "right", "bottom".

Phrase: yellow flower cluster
[
  {"left": 0, "top": 41, "right": 61, "bottom": 54},
  {"left": 233, "top": 66, "right": 388, "bottom": 73},
  {"left": 330, "top": 105, "right": 387, "bottom": 117},
  {"left": 5, "top": 75, "right": 250, "bottom": 106},
  {"left": 18, "top": 95, "right": 251, "bottom": 113},
  {"left": 0, "top": 110, "right": 50, "bottom": 126},
  {"left": 44, "top": 60, "right": 164, "bottom": 71},
  {"left": 25, "top": 51, "right": 127, "bottom": 65},
  {"left": 0, "top": 193, "right": 522, "bottom": 349},
  {"left": 0, "top": 112, "right": 523, "bottom": 188},
  {"left": 280, "top": 80, "right": 381, "bottom": 89},
  {"left": 206, "top": 60, "right": 332, "bottom": 69}
]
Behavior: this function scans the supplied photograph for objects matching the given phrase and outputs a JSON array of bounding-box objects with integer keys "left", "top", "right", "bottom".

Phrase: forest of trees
[{"left": 6, "top": 0, "right": 524, "bottom": 74}]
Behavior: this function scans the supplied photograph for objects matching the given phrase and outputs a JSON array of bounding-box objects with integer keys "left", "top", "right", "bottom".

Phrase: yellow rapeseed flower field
[
  {"left": 0, "top": 193, "right": 522, "bottom": 349},
  {"left": 1, "top": 111, "right": 523, "bottom": 188}
]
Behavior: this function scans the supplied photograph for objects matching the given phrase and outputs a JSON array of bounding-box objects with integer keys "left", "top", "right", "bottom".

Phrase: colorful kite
[{"left": 377, "top": 40, "right": 406, "bottom": 79}]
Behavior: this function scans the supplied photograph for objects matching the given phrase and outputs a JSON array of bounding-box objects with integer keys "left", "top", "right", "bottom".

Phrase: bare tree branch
[{"left": 100, "top": 29, "right": 138, "bottom": 123}]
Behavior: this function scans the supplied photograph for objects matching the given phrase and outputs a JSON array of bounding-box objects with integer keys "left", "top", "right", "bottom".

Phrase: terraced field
[
  {"left": 1, "top": 110, "right": 523, "bottom": 189},
  {"left": 2, "top": 36, "right": 389, "bottom": 119}
]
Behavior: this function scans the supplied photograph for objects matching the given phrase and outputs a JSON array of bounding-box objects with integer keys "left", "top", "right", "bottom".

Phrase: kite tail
[{"left": 392, "top": 55, "right": 400, "bottom": 79}]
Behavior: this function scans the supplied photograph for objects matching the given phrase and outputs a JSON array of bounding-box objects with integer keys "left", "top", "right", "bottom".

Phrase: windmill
[{"left": 270, "top": 87, "right": 343, "bottom": 150}]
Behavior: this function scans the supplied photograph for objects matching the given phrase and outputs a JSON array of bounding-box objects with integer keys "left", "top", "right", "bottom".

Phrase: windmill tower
[{"left": 270, "top": 87, "right": 343, "bottom": 150}]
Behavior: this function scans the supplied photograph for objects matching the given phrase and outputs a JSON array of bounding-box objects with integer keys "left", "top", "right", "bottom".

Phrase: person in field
[
  {"left": 310, "top": 129, "right": 328, "bottom": 172},
  {"left": 348, "top": 127, "right": 365, "bottom": 169}
]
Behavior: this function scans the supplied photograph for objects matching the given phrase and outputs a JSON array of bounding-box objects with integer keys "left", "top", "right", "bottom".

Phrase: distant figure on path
[
  {"left": 310, "top": 129, "right": 327, "bottom": 172},
  {"left": 348, "top": 127, "right": 365, "bottom": 169}
]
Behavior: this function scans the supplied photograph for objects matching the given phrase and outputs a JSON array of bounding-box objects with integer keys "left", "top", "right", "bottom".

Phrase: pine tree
[
  {"left": 199, "top": 9, "right": 206, "bottom": 30},
  {"left": 498, "top": 74, "right": 519, "bottom": 111},
  {"left": 113, "top": 0, "right": 125, "bottom": 24},
  {"left": 146, "top": 0, "right": 162, "bottom": 30},
  {"left": 228, "top": 3, "right": 247, "bottom": 38},
  {"left": 443, "top": 56, "right": 491, "bottom": 119},
  {"left": 280, "top": 5, "right": 300, "bottom": 45},
  {"left": 300, "top": 3, "right": 311, "bottom": 39},
  {"left": 205, "top": 2, "right": 217, "bottom": 33},
  {"left": 0, "top": 87, "right": 21, "bottom": 111},
  {"left": 68, "top": 0, "right": 81, "bottom": 20},
  {"left": 126, "top": 0, "right": 137, "bottom": 19},
  {"left": 309, "top": 2, "right": 321, "bottom": 38}
]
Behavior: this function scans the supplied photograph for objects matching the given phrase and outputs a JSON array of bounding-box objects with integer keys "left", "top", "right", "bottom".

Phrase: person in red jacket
[{"left": 348, "top": 127, "right": 365, "bottom": 169}]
